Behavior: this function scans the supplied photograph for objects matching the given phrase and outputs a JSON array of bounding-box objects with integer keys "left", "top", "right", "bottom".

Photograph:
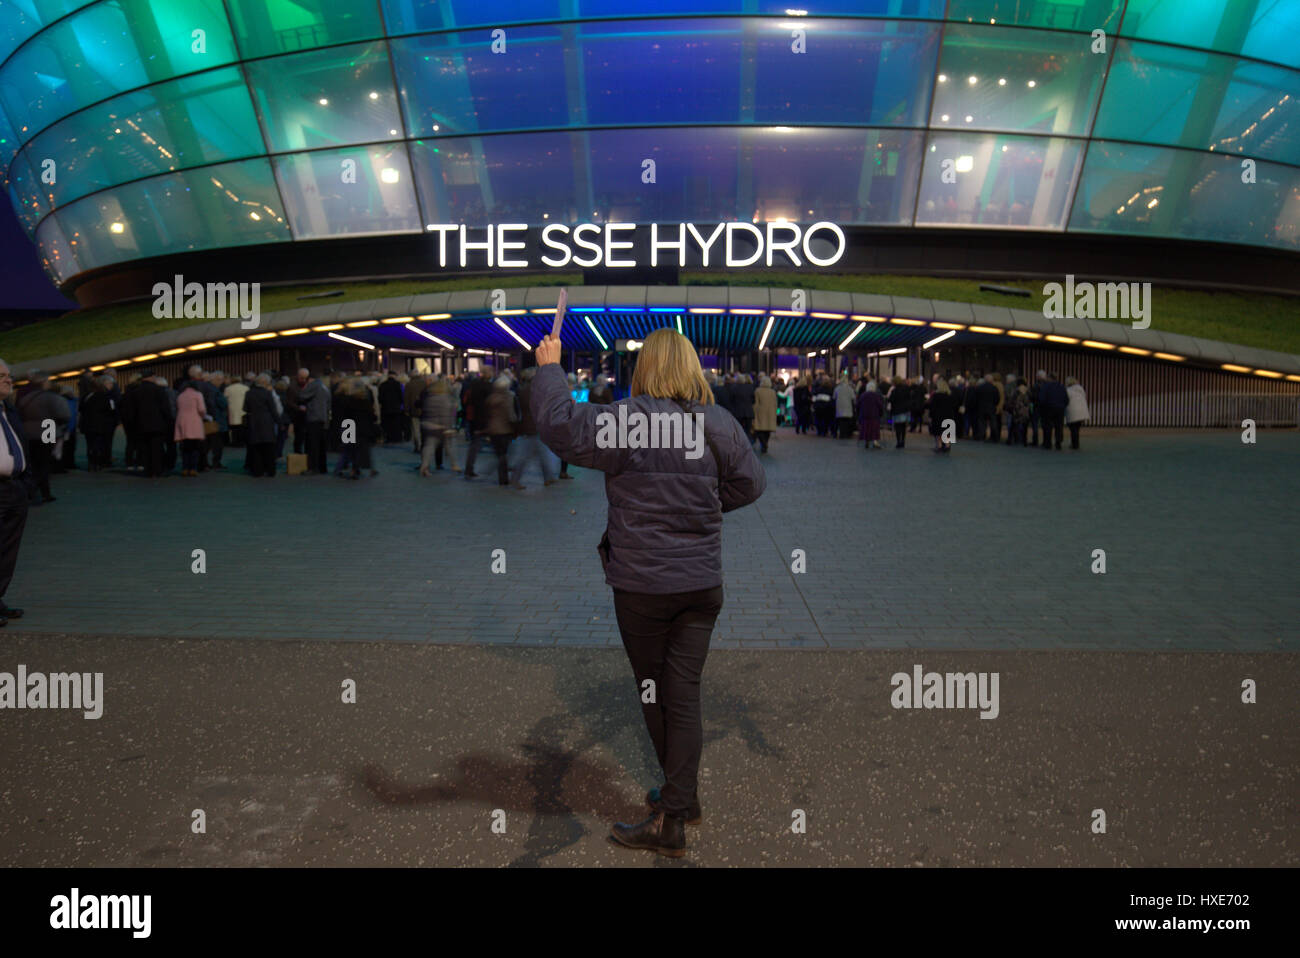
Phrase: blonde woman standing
[{"left": 531, "top": 326, "right": 765, "bottom": 858}]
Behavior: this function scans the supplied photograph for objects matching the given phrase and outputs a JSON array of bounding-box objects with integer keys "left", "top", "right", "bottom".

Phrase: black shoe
[
  {"left": 646, "top": 786, "right": 702, "bottom": 825},
  {"left": 610, "top": 811, "right": 686, "bottom": 857},
  {"left": 0, "top": 605, "right": 24, "bottom": 619}
]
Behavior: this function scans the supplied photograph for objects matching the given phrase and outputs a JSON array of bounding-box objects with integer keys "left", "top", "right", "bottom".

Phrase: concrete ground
[{"left": 0, "top": 427, "right": 1295, "bottom": 865}]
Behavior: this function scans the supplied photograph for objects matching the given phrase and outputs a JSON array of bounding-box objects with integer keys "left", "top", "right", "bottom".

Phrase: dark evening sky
[{"left": 0, "top": 193, "right": 75, "bottom": 311}]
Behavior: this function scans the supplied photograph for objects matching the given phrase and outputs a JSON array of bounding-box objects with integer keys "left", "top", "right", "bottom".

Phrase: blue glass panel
[
  {"left": 52, "top": 157, "right": 290, "bottom": 273},
  {"left": 916, "top": 132, "right": 1084, "bottom": 228},
  {"left": 22, "top": 67, "right": 265, "bottom": 212},
  {"left": 411, "top": 126, "right": 921, "bottom": 227},
  {"left": 394, "top": 18, "right": 939, "bottom": 134},
  {"left": 1094, "top": 41, "right": 1300, "bottom": 168},
  {"left": 1121, "top": 0, "right": 1300, "bottom": 70},
  {"left": 931, "top": 25, "right": 1107, "bottom": 136},
  {"left": 1069, "top": 140, "right": 1300, "bottom": 250},
  {"left": 752, "top": 19, "right": 938, "bottom": 127},
  {"left": 274, "top": 144, "right": 422, "bottom": 239},
  {"left": 392, "top": 26, "right": 569, "bottom": 137},
  {"left": 247, "top": 42, "right": 404, "bottom": 152},
  {"left": 384, "top": 0, "right": 943, "bottom": 33}
]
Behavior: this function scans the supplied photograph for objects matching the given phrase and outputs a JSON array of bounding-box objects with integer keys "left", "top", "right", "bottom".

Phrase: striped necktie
[{"left": 0, "top": 408, "right": 25, "bottom": 476}]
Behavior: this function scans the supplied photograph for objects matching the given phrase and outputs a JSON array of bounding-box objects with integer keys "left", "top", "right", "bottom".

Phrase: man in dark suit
[{"left": 0, "top": 359, "right": 32, "bottom": 625}]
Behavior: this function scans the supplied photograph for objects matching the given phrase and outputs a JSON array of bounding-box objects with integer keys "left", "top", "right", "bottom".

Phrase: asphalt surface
[{"left": 1, "top": 634, "right": 1293, "bottom": 866}]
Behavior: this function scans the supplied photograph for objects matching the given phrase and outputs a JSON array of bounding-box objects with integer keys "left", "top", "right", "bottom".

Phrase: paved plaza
[
  {"left": 8, "top": 426, "right": 1297, "bottom": 650},
  {"left": 1, "top": 426, "right": 1295, "bottom": 866}
]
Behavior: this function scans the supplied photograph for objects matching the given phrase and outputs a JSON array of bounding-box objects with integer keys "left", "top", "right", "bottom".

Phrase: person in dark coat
[
  {"left": 243, "top": 375, "right": 279, "bottom": 477},
  {"left": 925, "top": 379, "right": 960, "bottom": 453},
  {"left": 975, "top": 374, "right": 999, "bottom": 441},
  {"left": 963, "top": 377, "right": 980, "bottom": 440},
  {"left": 118, "top": 373, "right": 142, "bottom": 472},
  {"left": 857, "top": 380, "right": 885, "bottom": 449},
  {"left": 1038, "top": 372, "right": 1069, "bottom": 451},
  {"left": 79, "top": 376, "right": 118, "bottom": 471},
  {"left": 130, "top": 372, "right": 172, "bottom": 478},
  {"left": 336, "top": 378, "right": 378, "bottom": 478},
  {"left": 708, "top": 371, "right": 729, "bottom": 416},
  {"left": 793, "top": 375, "right": 812, "bottom": 434},
  {"left": 378, "top": 371, "right": 405, "bottom": 444},
  {"left": 729, "top": 373, "right": 755, "bottom": 440},
  {"left": 16, "top": 372, "right": 69, "bottom": 503},
  {"left": 886, "top": 376, "right": 911, "bottom": 448},
  {"left": 812, "top": 374, "right": 834, "bottom": 437},
  {"left": 0, "top": 357, "right": 35, "bottom": 625},
  {"left": 1029, "top": 370, "right": 1047, "bottom": 446},
  {"left": 908, "top": 376, "right": 926, "bottom": 433},
  {"left": 532, "top": 325, "right": 764, "bottom": 859}
]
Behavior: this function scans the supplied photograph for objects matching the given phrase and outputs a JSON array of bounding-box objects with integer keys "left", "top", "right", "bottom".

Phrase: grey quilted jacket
[{"left": 531, "top": 363, "right": 765, "bottom": 593}]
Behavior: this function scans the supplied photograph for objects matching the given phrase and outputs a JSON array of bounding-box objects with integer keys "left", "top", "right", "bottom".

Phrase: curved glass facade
[{"left": 1, "top": 0, "right": 1296, "bottom": 286}]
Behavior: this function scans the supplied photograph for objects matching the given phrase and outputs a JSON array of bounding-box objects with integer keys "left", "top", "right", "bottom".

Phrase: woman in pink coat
[{"left": 174, "top": 381, "right": 209, "bottom": 476}]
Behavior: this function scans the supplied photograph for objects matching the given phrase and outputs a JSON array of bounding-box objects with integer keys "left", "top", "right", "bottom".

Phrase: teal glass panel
[
  {"left": 916, "top": 132, "right": 1084, "bottom": 228},
  {"left": 930, "top": 25, "right": 1107, "bottom": 136},
  {"left": 1121, "top": 0, "right": 1300, "bottom": 70},
  {"left": 51, "top": 157, "right": 290, "bottom": 272},
  {"left": 0, "top": 0, "right": 238, "bottom": 141},
  {"left": 247, "top": 42, "right": 403, "bottom": 152},
  {"left": 1069, "top": 140, "right": 1300, "bottom": 250},
  {"left": 274, "top": 144, "right": 422, "bottom": 239},
  {"left": 22, "top": 67, "right": 265, "bottom": 211},
  {"left": 1094, "top": 41, "right": 1300, "bottom": 167},
  {"left": 225, "top": 0, "right": 385, "bottom": 60},
  {"left": 948, "top": 0, "right": 1125, "bottom": 33}
]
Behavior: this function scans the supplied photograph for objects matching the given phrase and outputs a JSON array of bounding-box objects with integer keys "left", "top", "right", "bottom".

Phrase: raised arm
[{"left": 530, "top": 339, "right": 627, "bottom": 473}]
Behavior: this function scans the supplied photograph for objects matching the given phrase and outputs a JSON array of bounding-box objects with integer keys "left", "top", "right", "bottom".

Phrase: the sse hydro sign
[{"left": 421, "top": 222, "right": 847, "bottom": 269}]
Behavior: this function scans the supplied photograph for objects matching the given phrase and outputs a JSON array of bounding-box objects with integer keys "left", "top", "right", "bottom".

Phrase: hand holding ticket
[
  {"left": 551, "top": 287, "right": 567, "bottom": 338},
  {"left": 536, "top": 288, "right": 565, "bottom": 365}
]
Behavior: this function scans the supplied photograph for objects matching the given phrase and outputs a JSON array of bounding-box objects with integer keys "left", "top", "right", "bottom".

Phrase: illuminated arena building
[{"left": 2, "top": 1, "right": 1298, "bottom": 423}]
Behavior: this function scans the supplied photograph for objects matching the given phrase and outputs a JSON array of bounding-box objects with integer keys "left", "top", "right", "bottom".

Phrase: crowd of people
[
  {"left": 780, "top": 368, "right": 1091, "bottom": 453},
  {"left": 17, "top": 363, "right": 624, "bottom": 498},
  {"left": 696, "top": 367, "right": 1091, "bottom": 455},
  {"left": 17, "top": 359, "right": 1092, "bottom": 504}
]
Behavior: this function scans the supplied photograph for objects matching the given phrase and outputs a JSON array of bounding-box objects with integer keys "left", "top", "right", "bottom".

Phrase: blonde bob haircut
[{"left": 629, "top": 327, "right": 714, "bottom": 405}]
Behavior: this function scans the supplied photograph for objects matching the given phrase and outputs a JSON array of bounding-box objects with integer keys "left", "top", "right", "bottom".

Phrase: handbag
[{"left": 202, "top": 419, "right": 219, "bottom": 436}]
